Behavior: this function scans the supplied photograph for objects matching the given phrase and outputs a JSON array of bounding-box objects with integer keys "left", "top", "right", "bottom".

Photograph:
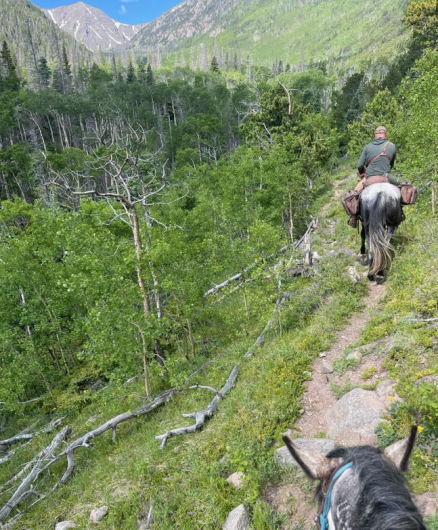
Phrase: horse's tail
[{"left": 368, "top": 192, "right": 394, "bottom": 275}]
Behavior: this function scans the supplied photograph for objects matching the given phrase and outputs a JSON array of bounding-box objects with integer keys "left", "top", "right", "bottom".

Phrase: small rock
[
  {"left": 276, "top": 438, "right": 336, "bottom": 467},
  {"left": 327, "top": 250, "right": 338, "bottom": 258},
  {"left": 414, "top": 375, "right": 438, "bottom": 389},
  {"left": 326, "top": 388, "right": 387, "bottom": 445},
  {"left": 226, "top": 472, "right": 246, "bottom": 490},
  {"left": 55, "top": 523, "right": 77, "bottom": 530},
  {"left": 319, "top": 352, "right": 327, "bottom": 358},
  {"left": 346, "top": 350, "right": 362, "bottom": 362},
  {"left": 347, "top": 266, "right": 362, "bottom": 284},
  {"left": 312, "top": 252, "right": 322, "bottom": 261},
  {"left": 223, "top": 504, "right": 251, "bottom": 530},
  {"left": 90, "top": 506, "right": 109, "bottom": 524},
  {"left": 322, "top": 361, "right": 334, "bottom": 374}
]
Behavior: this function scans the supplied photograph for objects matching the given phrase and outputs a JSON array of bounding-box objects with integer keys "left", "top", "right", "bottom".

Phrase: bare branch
[
  {"left": 204, "top": 219, "right": 317, "bottom": 297},
  {"left": 156, "top": 366, "right": 239, "bottom": 449}
]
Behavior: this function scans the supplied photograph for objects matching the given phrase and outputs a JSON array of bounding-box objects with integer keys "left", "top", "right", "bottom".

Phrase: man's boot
[{"left": 348, "top": 215, "right": 358, "bottom": 228}]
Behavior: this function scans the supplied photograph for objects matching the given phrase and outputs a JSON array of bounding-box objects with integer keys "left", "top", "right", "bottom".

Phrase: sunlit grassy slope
[{"left": 133, "top": 0, "right": 411, "bottom": 69}]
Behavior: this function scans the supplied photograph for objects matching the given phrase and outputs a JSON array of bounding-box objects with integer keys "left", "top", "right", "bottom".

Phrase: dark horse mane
[{"left": 324, "top": 445, "right": 426, "bottom": 530}]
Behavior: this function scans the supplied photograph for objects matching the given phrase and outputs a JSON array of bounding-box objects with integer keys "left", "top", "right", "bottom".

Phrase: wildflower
[{"left": 418, "top": 426, "right": 424, "bottom": 433}]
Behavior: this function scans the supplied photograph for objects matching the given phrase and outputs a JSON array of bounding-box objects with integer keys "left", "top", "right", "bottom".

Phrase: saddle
[
  {"left": 342, "top": 177, "right": 418, "bottom": 216},
  {"left": 362, "top": 175, "right": 390, "bottom": 187}
]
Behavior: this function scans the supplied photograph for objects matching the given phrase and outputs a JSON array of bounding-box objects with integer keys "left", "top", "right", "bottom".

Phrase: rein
[{"left": 318, "top": 462, "right": 354, "bottom": 530}]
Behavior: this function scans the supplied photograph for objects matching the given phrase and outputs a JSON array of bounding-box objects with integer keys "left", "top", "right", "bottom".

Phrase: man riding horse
[{"left": 349, "top": 126, "right": 401, "bottom": 228}]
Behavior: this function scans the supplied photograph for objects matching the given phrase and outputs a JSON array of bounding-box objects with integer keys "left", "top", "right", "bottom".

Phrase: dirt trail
[
  {"left": 295, "top": 282, "right": 385, "bottom": 439},
  {"left": 266, "top": 282, "right": 387, "bottom": 530},
  {"left": 266, "top": 178, "right": 391, "bottom": 528}
]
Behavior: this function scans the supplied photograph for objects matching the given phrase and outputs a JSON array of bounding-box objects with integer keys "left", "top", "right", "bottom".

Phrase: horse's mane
[{"left": 326, "top": 446, "right": 426, "bottom": 530}]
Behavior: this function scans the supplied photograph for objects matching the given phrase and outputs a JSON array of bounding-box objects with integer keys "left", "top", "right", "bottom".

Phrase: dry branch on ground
[{"left": 156, "top": 366, "right": 239, "bottom": 449}]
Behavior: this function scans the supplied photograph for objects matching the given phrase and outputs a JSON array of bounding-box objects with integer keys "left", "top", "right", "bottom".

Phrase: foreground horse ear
[
  {"left": 282, "top": 436, "right": 333, "bottom": 480},
  {"left": 384, "top": 426, "right": 417, "bottom": 472}
]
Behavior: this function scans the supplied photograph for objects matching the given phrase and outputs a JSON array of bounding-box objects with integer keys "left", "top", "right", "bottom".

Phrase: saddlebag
[
  {"left": 399, "top": 183, "right": 418, "bottom": 205},
  {"left": 342, "top": 191, "right": 360, "bottom": 216}
]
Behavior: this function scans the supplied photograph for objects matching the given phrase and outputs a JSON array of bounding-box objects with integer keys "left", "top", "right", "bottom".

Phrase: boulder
[
  {"left": 55, "top": 523, "right": 77, "bottom": 530},
  {"left": 90, "top": 506, "right": 109, "bottom": 523},
  {"left": 414, "top": 490, "right": 438, "bottom": 518},
  {"left": 223, "top": 504, "right": 250, "bottom": 530},
  {"left": 346, "top": 350, "right": 362, "bottom": 362},
  {"left": 276, "top": 438, "right": 336, "bottom": 467},
  {"left": 226, "top": 472, "right": 246, "bottom": 490},
  {"left": 414, "top": 375, "right": 438, "bottom": 389},
  {"left": 326, "top": 388, "right": 387, "bottom": 445}
]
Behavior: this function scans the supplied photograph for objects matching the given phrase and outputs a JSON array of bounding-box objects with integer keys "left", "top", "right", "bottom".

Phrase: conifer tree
[
  {"left": 62, "top": 45, "right": 72, "bottom": 92},
  {"left": 37, "top": 57, "right": 51, "bottom": 88},
  {"left": 210, "top": 55, "right": 220, "bottom": 73},
  {"left": 126, "top": 60, "right": 137, "bottom": 84},
  {"left": 1, "top": 41, "right": 20, "bottom": 91},
  {"left": 1, "top": 41, "right": 14, "bottom": 75},
  {"left": 146, "top": 64, "right": 155, "bottom": 86}
]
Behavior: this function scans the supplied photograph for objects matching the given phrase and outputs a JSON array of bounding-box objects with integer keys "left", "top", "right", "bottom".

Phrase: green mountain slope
[
  {"left": 0, "top": 0, "right": 92, "bottom": 72},
  {"left": 128, "top": 0, "right": 411, "bottom": 68}
]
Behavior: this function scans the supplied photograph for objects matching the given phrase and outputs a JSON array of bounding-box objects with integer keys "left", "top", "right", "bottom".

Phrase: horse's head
[{"left": 283, "top": 427, "right": 426, "bottom": 530}]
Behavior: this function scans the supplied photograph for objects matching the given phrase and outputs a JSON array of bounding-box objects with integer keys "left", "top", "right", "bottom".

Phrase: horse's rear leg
[{"left": 358, "top": 224, "right": 369, "bottom": 266}]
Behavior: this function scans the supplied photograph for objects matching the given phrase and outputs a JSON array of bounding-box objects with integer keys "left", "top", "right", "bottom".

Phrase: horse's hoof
[
  {"left": 375, "top": 274, "right": 386, "bottom": 285},
  {"left": 357, "top": 254, "right": 369, "bottom": 266}
]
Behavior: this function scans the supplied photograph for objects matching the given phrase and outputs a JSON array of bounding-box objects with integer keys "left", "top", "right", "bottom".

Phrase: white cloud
[
  {"left": 119, "top": 5, "right": 127, "bottom": 15},
  {"left": 121, "top": 0, "right": 138, "bottom": 3}
]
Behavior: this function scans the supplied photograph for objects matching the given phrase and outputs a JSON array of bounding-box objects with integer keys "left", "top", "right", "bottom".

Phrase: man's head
[{"left": 375, "top": 126, "right": 387, "bottom": 139}]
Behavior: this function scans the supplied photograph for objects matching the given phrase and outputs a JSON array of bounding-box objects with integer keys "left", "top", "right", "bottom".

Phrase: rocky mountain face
[
  {"left": 0, "top": 0, "right": 92, "bottom": 72},
  {"left": 127, "top": 0, "right": 249, "bottom": 51},
  {"left": 43, "top": 2, "right": 147, "bottom": 52}
]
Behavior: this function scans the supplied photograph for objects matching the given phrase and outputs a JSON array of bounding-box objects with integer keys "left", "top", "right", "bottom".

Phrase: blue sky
[{"left": 33, "top": 0, "right": 183, "bottom": 25}]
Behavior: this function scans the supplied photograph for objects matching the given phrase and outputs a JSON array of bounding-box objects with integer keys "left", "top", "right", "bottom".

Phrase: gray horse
[
  {"left": 283, "top": 427, "right": 425, "bottom": 530},
  {"left": 359, "top": 183, "right": 404, "bottom": 282}
]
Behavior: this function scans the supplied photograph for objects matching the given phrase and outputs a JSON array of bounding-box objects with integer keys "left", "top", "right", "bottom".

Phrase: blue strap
[{"left": 320, "top": 462, "right": 354, "bottom": 530}]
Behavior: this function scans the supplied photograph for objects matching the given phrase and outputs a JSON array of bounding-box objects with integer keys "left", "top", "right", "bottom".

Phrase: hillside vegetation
[
  {"left": 128, "top": 0, "right": 411, "bottom": 70},
  {"left": 0, "top": 0, "right": 92, "bottom": 76},
  {"left": 0, "top": 0, "right": 437, "bottom": 528}
]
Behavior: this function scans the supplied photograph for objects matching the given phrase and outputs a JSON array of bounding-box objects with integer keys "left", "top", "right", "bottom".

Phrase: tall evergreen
[
  {"left": 146, "top": 64, "right": 155, "bottom": 86},
  {"left": 1, "top": 41, "right": 20, "bottom": 91},
  {"left": 210, "top": 55, "right": 220, "bottom": 73},
  {"left": 37, "top": 57, "right": 51, "bottom": 88},
  {"left": 62, "top": 45, "right": 72, "bottom": 92},
  {"left": 126, "top": 60, "right": 137, "bottom": 84}
]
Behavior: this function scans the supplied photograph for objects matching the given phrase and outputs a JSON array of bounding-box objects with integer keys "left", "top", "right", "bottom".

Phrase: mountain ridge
[{"left": 42, "top": 2, "right": 147, "bottom": 52}]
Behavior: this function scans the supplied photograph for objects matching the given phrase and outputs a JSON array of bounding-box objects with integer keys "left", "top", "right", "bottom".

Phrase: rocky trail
[{"left": 263, "top": 178, "right": 438, "bottom": 530}]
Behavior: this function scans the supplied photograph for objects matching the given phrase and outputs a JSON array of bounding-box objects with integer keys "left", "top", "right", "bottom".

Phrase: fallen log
[
  {"left": 0, "top": 418, "right": 64, "bottom": 451},
  {"left": 156, "top": 366, "right": 239, "bottom": 449},
  {"left": 204, "top": 220, "right": 317, "bottom": 298},
  {"left": 0, "top": 426, "right": 71, "bottom": 523}
]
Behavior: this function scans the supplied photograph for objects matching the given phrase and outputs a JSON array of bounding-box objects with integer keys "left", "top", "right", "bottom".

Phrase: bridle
[{"left": 316, "top": 462, "right": 354, "bottom": 530}]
